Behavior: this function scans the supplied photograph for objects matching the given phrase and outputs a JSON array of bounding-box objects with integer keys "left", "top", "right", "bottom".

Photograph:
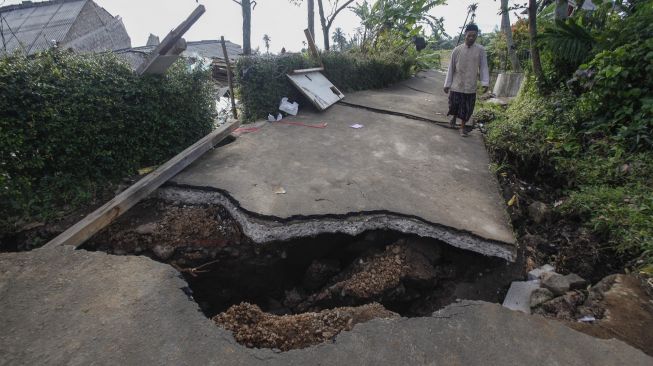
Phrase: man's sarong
[{"left": 447, "top": 91, "right": 476, "bottom": 122}]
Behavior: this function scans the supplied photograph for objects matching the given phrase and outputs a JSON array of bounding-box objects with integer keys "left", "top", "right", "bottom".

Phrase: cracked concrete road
[
  {"left": 342, "top": 69, "right": 449, "bottom": 122},
  {"left": 1, "top": 246, "right": 650, "bottom": 366},
  {"left": 170, "top": 70, "right": 516, "bottom": 260}
]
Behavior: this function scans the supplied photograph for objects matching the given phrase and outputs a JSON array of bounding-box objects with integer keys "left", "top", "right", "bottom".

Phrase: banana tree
[{"left": 352, "top": 0, "right": 446, "bottom": 50}]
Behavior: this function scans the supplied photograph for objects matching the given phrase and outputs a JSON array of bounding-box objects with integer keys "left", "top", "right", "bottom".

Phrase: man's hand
[
  {"left": 482, "top": 86, "right": 489, "bottom": 94},
  {"left": 444, "top": 87, "right": 450, "bottom": 94}
]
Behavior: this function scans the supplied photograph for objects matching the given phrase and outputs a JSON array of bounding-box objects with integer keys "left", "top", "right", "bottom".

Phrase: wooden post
[
  {"left": 43, "top": 120, "right": 240, "bottom": 249},
  {"left": 221, "top": 36, "right": 238, "bottom": 120},
  {"left": 304, "top": 28, "right": 323, "bottom": 68}
]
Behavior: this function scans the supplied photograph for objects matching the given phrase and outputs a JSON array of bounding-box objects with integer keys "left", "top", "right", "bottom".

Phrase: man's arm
[
  {"left": 480, "top": 48, "right": 490, "bottom": 93},
  {"left": 444, "top": 48, "right": 457, "bottom": 93}
]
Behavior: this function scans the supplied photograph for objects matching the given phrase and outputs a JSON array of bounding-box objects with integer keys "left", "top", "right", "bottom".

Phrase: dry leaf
[
  {"left": 507, "top": 194, "right": 517, "bottom": 206},
  {"left": 138, "top": 166, "right": 157, "bottom": 175}
]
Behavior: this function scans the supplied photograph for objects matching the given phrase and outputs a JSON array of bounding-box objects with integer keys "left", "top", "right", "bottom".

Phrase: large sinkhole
[{"left": 82, "top": 199, "right": 518, "bottom": 351}]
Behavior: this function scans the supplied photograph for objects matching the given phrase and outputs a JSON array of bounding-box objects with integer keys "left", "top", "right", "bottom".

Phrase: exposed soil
[
  {"left": 214, "top": 302, "right": 398, "bottom": 351},
  {"left": 531, "top": 274, "right": 653, "bottom": 356},
  {"left": 84, "top": 198, "right": 520, "bottom": 351},
  {"left": 496, "top": 173, "right": 627, "bottom": 283}
]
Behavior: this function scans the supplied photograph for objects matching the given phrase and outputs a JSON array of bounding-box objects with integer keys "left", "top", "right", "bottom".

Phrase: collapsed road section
[{"left": 82, "top": 198, "right": 519, "bottom": 351}]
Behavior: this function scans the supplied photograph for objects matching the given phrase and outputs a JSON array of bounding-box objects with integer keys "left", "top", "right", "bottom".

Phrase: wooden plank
[
  {"left": 304, "top": 28, "right": 323, "bottom": 68},
  {"left": 291, "top": 67, "right": 325, "bottom": 74},
  {"left": 287, "top": 71, "right": 344, "bottom": 111},
  {"left": 221, "top": 36, "right": 238, "bottom": 119},
  {"left": 43, "top": 120, "right": 241, "bottom": 249},
  {"left": 137, "top": 5, "right": 205, "bottom": 75}
]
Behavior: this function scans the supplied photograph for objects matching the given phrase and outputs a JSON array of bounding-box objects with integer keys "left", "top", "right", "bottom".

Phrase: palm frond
[{"left": 540, "top": 19, "right": 595, "bottom": 64}]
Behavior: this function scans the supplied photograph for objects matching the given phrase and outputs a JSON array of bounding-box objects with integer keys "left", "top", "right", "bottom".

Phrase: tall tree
[
  {"left": 308, "top": 0, "right": 315, "bottom": 40},
  {"left": 317, "top": 0, "right": 355, "bottom": 50},
  {"left": 289, "top": 0, "right": 316, "bottom": 43},
  {"left": 263, "top": 34, "right": 271, "bottom": 53},
  {"left": 332, "top": 27, "right": 346, "bottom": 51},
  {"left": 528, "top": 0, "right": 544, "bottom": 81},
  {"left": 232, "top": 0, "right": 257, "bottom": 55},
  {"left": 500, "top": 0, "right": 521, "bottom": 72}
]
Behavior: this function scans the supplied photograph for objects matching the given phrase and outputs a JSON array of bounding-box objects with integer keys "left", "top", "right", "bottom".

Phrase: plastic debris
[
  {"left": 279, "top": 97, "right": 299, "bottom": 116},
  {"left": 350, "top": 124, "right": 364, "bottom": 129},
  {"left": 268, "top": 114, "right": 276, "bottom": 122},
  {"left": 577, "top": 315, "right": 596, "bottom": 323},
  {"left": 274, "top": 187, "right": 287, "bottom": 194}
]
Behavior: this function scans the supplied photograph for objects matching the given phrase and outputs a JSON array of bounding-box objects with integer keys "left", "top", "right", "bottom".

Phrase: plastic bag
[{"left": 279, "top": 97, "right": 299, "bottom": 116}]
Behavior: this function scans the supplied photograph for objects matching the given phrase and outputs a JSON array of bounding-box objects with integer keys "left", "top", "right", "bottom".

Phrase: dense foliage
[
  {"left": 0, "top": 50, "right": 215, "bottom": 235},
  {"left": 483, "top": 0, "right": 653, "bottom": 267},
  {"left": 235, "top": 52, "right": 415, "bottom": 121}
]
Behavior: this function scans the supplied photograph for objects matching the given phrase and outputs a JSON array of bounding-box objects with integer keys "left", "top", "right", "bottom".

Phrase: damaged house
[
  {"left": 115, "top": 38, "right": 243, "bottom": 84},
  {"left": 0, "top": 0, "right": 131, "bottom": 55}
]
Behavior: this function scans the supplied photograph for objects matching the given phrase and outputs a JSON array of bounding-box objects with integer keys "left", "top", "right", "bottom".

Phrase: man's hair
[{"left": 465, "top": 23, "right": 479, "bottom": 33}]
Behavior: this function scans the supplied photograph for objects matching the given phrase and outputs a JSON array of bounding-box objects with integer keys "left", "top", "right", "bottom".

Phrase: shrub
[
  {"left": 235, "top": 52, "right": 416, "bottom": 121},
  {"left": 0, "top": 50, "right": 215, "bottom": 234},
  {"left": 560, "top": 184, "right": 653, "bottom": 263}
]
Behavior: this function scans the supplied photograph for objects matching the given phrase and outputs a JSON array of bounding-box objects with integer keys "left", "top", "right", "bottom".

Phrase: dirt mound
[
  {"left": 86, "top": 201, "right": 245, "bottom": 264},
  {"left": 214, "top": 302, "right": 398, "bottom": 351},
  {"left": 297, "top": 239, "right": 440, "bottom": 312}
]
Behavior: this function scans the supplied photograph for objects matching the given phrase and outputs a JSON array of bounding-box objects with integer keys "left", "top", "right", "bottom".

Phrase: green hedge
[
  {"left": 0, "top": 50, "right": 215, "bottom": 234},
  {"left": 235, "top": 52, "right": 416, "bottom": 121}
]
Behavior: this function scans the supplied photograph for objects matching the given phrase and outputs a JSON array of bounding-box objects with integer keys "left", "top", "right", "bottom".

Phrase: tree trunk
[
  {"left": 307, "top": 0, "right": 315, "bottom": 43},
  {"left": 528, "top": 0, "right": 544, "bottom": 81},
  {"left": 242, "top": 0, "right": 252, "bottom": 55},
  {"left": 501, "top": 0, "right": 521, "bottom": 72},
  {"left": 317, "top": 0, "right": 330, "bottom": 50},
  {"left": 555, "top": 0, "right": 569, "bottom": 20}
]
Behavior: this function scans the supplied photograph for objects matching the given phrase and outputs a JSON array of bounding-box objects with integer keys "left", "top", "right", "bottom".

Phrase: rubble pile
[{"left": 214, "top": 302, "right": 398, "bottom": 351}]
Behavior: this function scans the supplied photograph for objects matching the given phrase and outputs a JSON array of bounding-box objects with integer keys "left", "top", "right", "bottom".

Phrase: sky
[{"left": 2, "top": 0, "right": 521, "bottom": 52}]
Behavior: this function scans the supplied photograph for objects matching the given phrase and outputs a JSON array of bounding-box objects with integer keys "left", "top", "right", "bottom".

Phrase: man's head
[{"left": 464, "top": 24, "right": 479, "bottom": 47}]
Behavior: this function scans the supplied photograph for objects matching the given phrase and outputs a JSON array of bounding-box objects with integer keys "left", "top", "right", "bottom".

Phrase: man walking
[{"left": 443, "top": 24, "right": 490, "bottom": 137}]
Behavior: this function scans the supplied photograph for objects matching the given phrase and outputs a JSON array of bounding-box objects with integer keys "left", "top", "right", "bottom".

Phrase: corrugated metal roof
[{"left": 0, "top": 0, "right": 87, "bottom": 55}]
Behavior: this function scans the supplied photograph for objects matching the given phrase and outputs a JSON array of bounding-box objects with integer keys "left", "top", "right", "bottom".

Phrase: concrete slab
[
  {"left": 170, "top": 102, "right": 516, "bottom": 260},
  {"left": 503, "top": 280, "right": 542, "bottom": 314},
  {"left": 342, "top": 70, "right": 449, "bottom": 122},
  {"left": 1, "top": 247, "right": 651, "bottom": 366}
]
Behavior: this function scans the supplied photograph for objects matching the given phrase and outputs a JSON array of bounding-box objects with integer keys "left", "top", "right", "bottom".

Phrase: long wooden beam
[
  {"left": 136, "top": 5, "right": 206, "bottom": 75},
  {"left": 43, "top": 120, "right": 240, "bottom": 249}
]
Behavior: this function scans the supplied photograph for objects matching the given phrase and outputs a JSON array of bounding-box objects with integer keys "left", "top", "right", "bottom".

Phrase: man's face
[{"left": 464, "top": 31, "right": 478, "bottom": 47}]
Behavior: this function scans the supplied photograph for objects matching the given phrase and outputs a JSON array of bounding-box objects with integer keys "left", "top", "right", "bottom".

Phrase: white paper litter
[
  {"left": 577, "top": 315, "right": 596, "bottom": 323},
  {"left": 350, "top": 124, "right": 364, "bottom": 129}
]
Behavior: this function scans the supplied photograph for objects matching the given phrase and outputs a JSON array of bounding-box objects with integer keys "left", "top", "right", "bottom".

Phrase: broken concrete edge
[{"left": 157, "top": 184, "right": 517, "bottom": 262}]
